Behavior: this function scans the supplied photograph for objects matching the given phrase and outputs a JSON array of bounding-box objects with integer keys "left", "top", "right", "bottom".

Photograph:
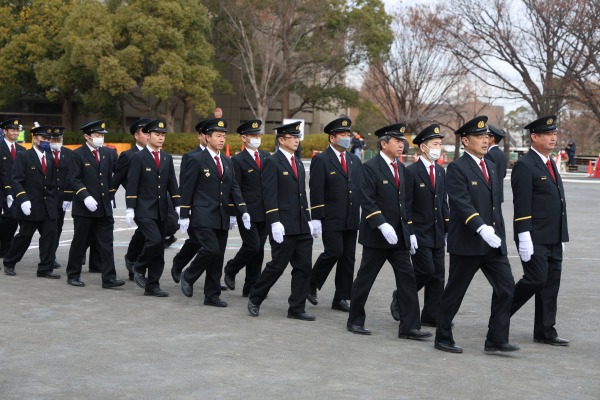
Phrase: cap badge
[
  {"left": 158, "top": 122, "right": 165, "bottom": 128},
  {"left": 252, "top": 122, "right": 258, "bottom": 128},
  {"left": 14, "top": 120, "right": 18, "bottom": 125},
  {"left": 218, "top": 121, "right": 225, "bottom": 127},
  {"left": 296, "top": 125, "right": 300, "bottom": 130},
  {"left": 400, "top": 126, "right": 406, "bottom": 133},
  {"left": 46, "top": 128, "right": 52, "bottom": 134},
  {"left": 434, "top": 127, "right": 440, "bottom": 134},
  {"left": 547, "top": 118, "right": 553, "bottom": 125},
  {"left": 477, "top": 121, "right": 485, "bottom": 129},
  {"left": 101, "top": 122, "right": 106, "bottom": 129},
  {"left": 342, "top": 120, "right": 348, "bottom": 126}
]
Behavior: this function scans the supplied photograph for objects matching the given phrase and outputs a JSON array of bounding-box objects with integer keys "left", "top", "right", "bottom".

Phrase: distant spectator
[
  {"left": 350, "top": 132, "right": 364, "bottom": 159},
  {"left": 565, "top": 139, "right": 576, "bottom": 166}
]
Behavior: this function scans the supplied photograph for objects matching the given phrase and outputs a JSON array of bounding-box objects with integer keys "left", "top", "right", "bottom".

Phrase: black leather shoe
[
  {"left": 484, "top": 341, "right": 520, "bottom": 352},
  {"left": 144, "top": 287, "right": 169, "bottom": 297},
  {"left": 170, "top": 266, "right": 181, "bottom": 283},
  {"left": 220, "top": 284, "right": 228, "bottom": 291},
  {"left": 346, "top": 323, "right": 371, "bottom": 335},
  {"left": 133, "top": 270, "right": 146, "bottom": 288},
  {"left": 398, "top": 329, "right": 432, "bottom": 340},
  {"left": 180, "top": 275, "right": 193, "bottom": 298},
  {"left": 52, "top": 261, "right": 61, "bottom": 269},
  {"left": 434, "top": 341, "right": 463, "bottom": 353},
  {"left": 287, "top": 311, "right": 316, "bottom": 321},
  {"left": 248, "top": 300, "right": 259, "bottom": 317},
  {"left": 331, "top": 299, "right": 350, "bottom": 312},
  {"left": 390, "top": 290, "right": 400, "bottom": 321},
  {"left": 306, "top": 285, "right": 318, "bottom": 305},
  {"left": 204, "top": 297, "right": 228, "bottom": 307},
  {"left": 102, "top": 278, "right": 125, "bottom": 289},
  {"left": 534, "top": 337, "right": 570, "bottom": 346},
  {"left": 37, "top": 271, "right": 60, "bottom": 279},
  {"left": 224, "top": 273, "right": 235, "bottom": 290},
  {"left": 128, "top": 272, "right": 134, "bottom": 281},
  {"left": 4, "top": 266, "right": 16, "bottom": 276},
  {"left": 67, "top": 278, "right": 85, "bottom": 287},
  {"left": 124, "top": 255, "right": 134, "bottom": 273},
  {"left": 164, "top": 235, "right": 177, "bottom": 248}
]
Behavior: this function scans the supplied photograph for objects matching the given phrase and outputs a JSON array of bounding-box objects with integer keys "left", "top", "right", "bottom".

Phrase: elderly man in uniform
[
  {"left": 178, "top": 118, "right": 250, "bottom": 307},
  {"left": 3, "top": 126, "right": 59, "bottom": 278},
  {"left": 510, "top": 115, "right": 570, "bottom": 346},
  {"left": 112, "top": 118, "right": 151, "bottom": 281},
  {"left": 306, "top": 117, "right": 361, "bottom": 313},
  {"left": 223, "top": 119, "right": 270, "bottom": 297},
  {"left": 484, "top": 125, "right": 507, "bottom": 203},
  {"left": 347, "top": 123, "right": 431, "bottom": 341},
  {"left": 0, "top": 118, "right": 26, "bottom": 258},
  {"left": 434, "top": 116, "right": 518, "bottom": 354},
  {"left": 49, "top": 126, "right": 74, "bottom": 270},
  {"left": 390, "top": 124, "right": 449, "bottom": 327},
  {"left": 247, "top": 121, "right": 319, "bottom": 320},
  {"left": 65, "top": 120, "right": 125, "bottom": 289},
  {"left": 127, "top": 119, "right": 180, "bottom": 297}
]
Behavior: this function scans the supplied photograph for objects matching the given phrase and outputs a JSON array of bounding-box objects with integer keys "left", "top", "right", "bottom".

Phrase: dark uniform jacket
[
  {"left": 126, "top": 148, "right": 180, "bottom": 221},
  {"left": 358, "top": 154, "right": 410, "bottom": 249},
  {"left": 262, "top": 150, "right": 311, "bottom": 236},
  {"left": 309, "top": 146, "right": 361, "bottom": 231},
  {"left": 111, "top": 145, "right": 140, "bottom": 191},
  {"left": 406, "top": 159, "right": 449, "bottom": 248},
  {"left": 11, "top": 148, "right": 57, "bottom": 221},
  {"left": 231, "top": 148, "right": 270, "bottom": 222},
  {"left": 511, "top": 149, "right": 568, "bottom": 244},
  {"left": 484, "top": 146, "right": 507, "bottom": 203},
  {"left": 0, "top": 141, "right": 26, "bottom": 213},
  {"left": 180, "top": 149, "right": 247, "bottom": 230},
  {"left": 179, "top": 146, "right": 203, "bottom": 187},
  {"left": 446, "top": 153, "right": 506, "bottom": 256},
  {"left": 71, "top": 144, "right": 117, "bottom": 218},
  {"left": 53, "top": 147, "right": 74, "bottom": 205}
]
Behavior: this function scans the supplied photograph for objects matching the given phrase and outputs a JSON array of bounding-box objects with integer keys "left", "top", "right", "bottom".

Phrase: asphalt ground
[{"left": 1, "top": 159, "right": 599, "bottom": 400}]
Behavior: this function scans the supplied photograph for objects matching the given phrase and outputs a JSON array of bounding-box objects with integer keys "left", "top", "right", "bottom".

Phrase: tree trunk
[
  {"left": 182, "top": 97, "right": 193, "bottom": 133},
  {"left": 454, "top": 134, "right": 461, "bottom": 160},
  {"left": 280, "top": 84, "right": 290, "bottom": 121},
  {"left": 61, "top": 97, "right": 73, "bottom": 131}
]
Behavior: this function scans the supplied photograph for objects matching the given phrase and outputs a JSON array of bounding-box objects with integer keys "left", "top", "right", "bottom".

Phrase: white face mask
[
  {"left": 337, "top": 137, "right": 351, "bottom": 149},
  {"left": 91, "top": 137, "right": 104, "bottom": 148},
  {"left": 249, "top": 138, "right": 261, "bottom": 149},
  {"left": 50, "top": 143, "right": 62, "bottom": 152},
  {"left": 425, "top": 146, "right": 441, "bottom": 161}
]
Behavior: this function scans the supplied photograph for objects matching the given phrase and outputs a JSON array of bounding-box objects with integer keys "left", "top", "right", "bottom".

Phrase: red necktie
[
  {"left": 215, "top": 155, "right": 222, "bottom": 177},
  {"left": 11, "top": 144, "right": 16, "bottom": 160},
  {"left": 54, "top": 151, "right": 60, "bottom": 167},
  {"left": 92, "top": 149, "right": 99, "bottom": 164},
  {"left": 153, "top": 151, "right": 160, "bottom": 169},
  {"left": 41, "top": 154, "right": 46, "bottom": 175},
  {"left": 480, "top": 160, "right": 490, "bottom": 184},
  {"left": 291, "top": 155, "right": 298, "bottom": 178},
  {"left": 391, "top": 162, "right": 399, "bottom": 187},
  {"left": 254, "top": 151, "right": 261, "bottom": 171},
  {"left": 429, "top": 164, "right": 435, "bottom": 188},
  {"left": 546, "top": 159, "right": 557, "bottom": 182},
  {"left": 340, "top": 152, "right": 348, "bottom": 174}
]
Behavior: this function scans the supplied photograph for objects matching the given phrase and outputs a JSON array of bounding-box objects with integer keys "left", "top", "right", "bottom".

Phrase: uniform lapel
[
  {"left": 141, "top": 148, "right": 158, "bottom": 172},
  {"left": 30, "top": 149, "right": 43, "bottom": 174},
  {"left": 466, "top": 155, "right": 490, "bottom": 190},
  {"left": 202, "top": 150, "right": 219, "bottom": 178},
  {"left": 83, "top": 145, "right": 100, "bottom": 171},
  {"left": 242, "top": 149, "right": 259, "bottom": 171},
  {"left": 377, "top": 154, "right": 398, "bottom": 189},
  {"left": 417, "top": 159, "right": 434, "bottom": 192},
  {"left": 277, "top": 150, "right": 298, "bottom": 181},
  {"left": 326, "top": 147, "right": 347, "bottom": 177}
]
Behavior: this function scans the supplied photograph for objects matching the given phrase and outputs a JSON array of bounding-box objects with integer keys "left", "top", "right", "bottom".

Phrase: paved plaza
[{"left": 1, "top": 160, "right": 599, "bottom": 399}]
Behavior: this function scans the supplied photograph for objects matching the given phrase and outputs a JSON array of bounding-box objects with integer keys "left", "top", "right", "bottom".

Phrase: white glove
[
  {"left": 271, "top": 222, "right": 285, "bottom": 244},
  {"left": 175, "top": 206, "right": 181, "bottom": 219},
  {"left": 410, "top": 234, "right": 418, "bottom": 255},
  {"left": 478, "top": 225, "right": 502, "bottom": 248},
  {"left": 242, "top": 213, "right": 251, "bottom": 230},
  {"left": 21, "top": 200, "right": 31, "bottom": 216},
  {"left": 562, "top": 242, "right": 565, "bottom": 252},
  {"left": 378, "top": 223, "right": 398, "bottom": 245},
  {"left": 111, "top": 200, "right": 116, "bottom": 208},
  {"left": 62, "top": 201, "right": 71, "bottom": 211},
  {"left": 6, "top": 195, "right": 13, "bottom": 208},
  {"left": 83, "top": 196, "right": 98, "bottom": 212},
  {"left": 309, "top": 219, "right": 322, "bottom": 238},
  {"left": 517, "top": 231, "right": 534, "bottom": 262},
  {"left": 125, "top": 208, "right": 135, "bottom": 228},
  {"left": 229, "top": 216, "right": 237, "bottom": 230},
  {"left": 445, "top": 233, "right": 448, "bottom": 248},
  {"left": 179, "top": 218, "right": 190, "bottom": 233}
]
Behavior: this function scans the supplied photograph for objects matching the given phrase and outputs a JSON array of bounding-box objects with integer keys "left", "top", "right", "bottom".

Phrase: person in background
[
  {"left": 565, "top": 139, "right": 576, "bottom": 167},
  {"left": 484, "top": 125, "right": 507, "bottom": 203}
]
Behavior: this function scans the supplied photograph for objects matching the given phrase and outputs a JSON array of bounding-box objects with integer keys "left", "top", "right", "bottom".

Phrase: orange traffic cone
[
  {"left": 593, "top": 155, "right": 600, "bottom": 178},
  {"left": 399, "top": 154, "right": 403, "bottom": 163},
  {"left": 587, "top": 160, "right": 593, "bottom": 176},
  {"left": 241, "top": 145, "right": 245, "bottom": 152},
  {"left": 225, "top": 144, "right": 231, "bottom": 157}
]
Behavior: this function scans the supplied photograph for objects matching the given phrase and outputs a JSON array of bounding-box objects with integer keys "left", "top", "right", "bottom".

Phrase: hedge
[{"left": 61, "top": 131, "right": 332, "bottom": 158}]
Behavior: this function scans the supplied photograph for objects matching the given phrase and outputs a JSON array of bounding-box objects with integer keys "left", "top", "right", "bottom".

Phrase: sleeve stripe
[
  {"left": 407, "top": 221, "right": 413, "bottom": 225},
  {"left": 465, "top": 213, "right": 479, "bottom": 224},
  {"left": 180, "top": 205, "right": 191, "bottom": 208},
  {"left": 126, "top": 196, "right": 137, "bottom": 198},
  {"left": 171, "top": 195, "right": 181, "bottom": 198},
  {"left": 76, "top": 187, "right": 86, "bottom": 195},
  {"left": 15, "top": 191, "right": 26, "bottom": 197},
  {"left": 310, "top": 204, "right": 325, "bottom": 210},
  {"left": 366, "top": 211, "right": 382, "bottom": 219},
  {"left": 266, "top": 208, "right": 279, "bottom": 214},
  {"left": 514, "top": 216, "right": 532, "bottom": 222}
]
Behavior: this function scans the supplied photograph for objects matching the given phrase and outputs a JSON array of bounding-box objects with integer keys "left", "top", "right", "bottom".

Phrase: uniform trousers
[
  {"left": 224, "top": 220, "right": 268, "bottom": 295},
  {"left": 54, "top": 208, "right": 65, "bottom": 260},
  {"left": 0, "top": 214, "right": 18, "bottom": 256},
  {"left": 511, "top": 243, "right": 562, "bottom": 340},
  {"left": 408, "top": 246, "right": 446, "bottom": 323},
  {"left": 249, "top": 234, "right": 313, "bottom": 314},
  {"left": 133, "top": 218, "right": 166, "bottom": 291},
  {"left": 310, "top": 229, "right": 357, "bottom": 301},
  {"left": 66, "top": 216, "right": 117, "bottom": 282},
  {"left": 436, "top": 250, "right": 514, "bottom": 345},
  {"left": 172, "top": 238, "right": 200, "bottom": 273},
  {"left": 348, "top": 247, "right": 420, "bottom": 330},
  {"left": 3, "top": 219, "right": 57, "bottom": 272},
  {"left": 125, "top": 227, "right": 145, "bottom": 263},
  {"left": 182, "top": 227, "right": 228, "bottom": 300}
]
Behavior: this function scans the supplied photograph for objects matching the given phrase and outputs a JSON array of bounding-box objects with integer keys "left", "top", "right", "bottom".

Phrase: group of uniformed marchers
[{"left": 0, "top": 113, "right": 569, "bottom": 354}]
